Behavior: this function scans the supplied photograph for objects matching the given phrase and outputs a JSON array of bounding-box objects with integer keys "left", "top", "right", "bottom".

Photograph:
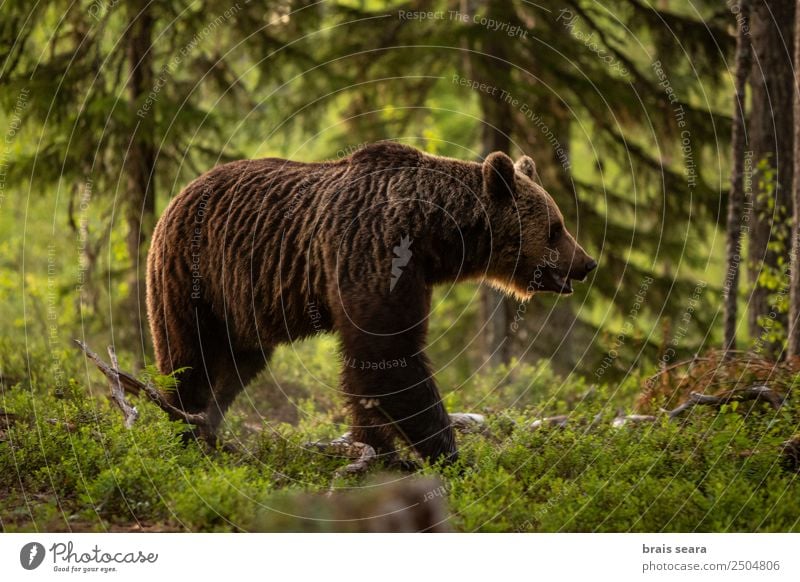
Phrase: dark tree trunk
[
  {"left": 747, "top": 0, "right": 796, "bottom": 356},
  {"left": 788, "top": 0, "right": 800, "bottom": 358},
  {"left": 723, "top": 0, "right": 752, "bottom": 356},
  {"left": 514, "top": 93, "right": 586, "bottom": 376},
  {"left": 474, "top": 0, "right": 515, "bottom": 367},
  {"left": 125, "top": 1, "right": 156, "bottom": 357}
]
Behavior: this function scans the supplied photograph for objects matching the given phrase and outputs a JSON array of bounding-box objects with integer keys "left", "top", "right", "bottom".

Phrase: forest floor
[{"left": 1, "top": 344, "right": 799, "bottom": 533}]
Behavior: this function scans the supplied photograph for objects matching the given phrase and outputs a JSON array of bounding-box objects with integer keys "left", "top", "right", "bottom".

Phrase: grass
[{"left": 1, "top": 341, "right": 798, "bottom": 533}]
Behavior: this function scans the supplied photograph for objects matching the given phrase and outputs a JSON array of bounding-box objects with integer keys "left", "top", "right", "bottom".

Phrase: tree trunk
[
  {"left": 476, "top": 75, "right": 513, "bottom": 368},
  {"left": 787, "top": 0, "right": 800, "bottom": 358},
  {"left": 514, "top": 93, "right": 585, "bottom": 376},
  {"left": 723, "top": 0, "right": 752, "bottom": 357},
  {"left": 474, "top": 0, "right": 515, "bottom": 367},
  {"left": 747, "top": 0, "right": 796, "bottom": 357},
  {"left": 125, "top": 1, "right": 156, "bottom": 357}
]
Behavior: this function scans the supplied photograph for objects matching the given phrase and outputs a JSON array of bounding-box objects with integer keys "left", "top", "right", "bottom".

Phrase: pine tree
[
  {"left": 724, "top": 0, "right": 752, "bottom": 356},
  {"left": 746, "top": 0, "right": 796, "bottom": 357},
  {"left": 0, "top": 0, "right": 324, "bottom": 357},
  {"left": 787, "top": 0, "right": 800, "bottom": 358},
  {"left": 0, "top": 0, "right": 739, "bottom": 376}
]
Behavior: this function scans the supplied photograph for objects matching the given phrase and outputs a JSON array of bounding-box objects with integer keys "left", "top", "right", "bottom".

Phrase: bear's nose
[{"left": 585, "top": 259, "right": 598, "bottom": 273}]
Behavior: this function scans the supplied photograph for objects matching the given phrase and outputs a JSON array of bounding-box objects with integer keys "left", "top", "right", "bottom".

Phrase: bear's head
[{"left": 482, "top": 151, "right": 596, "bottom": 300}]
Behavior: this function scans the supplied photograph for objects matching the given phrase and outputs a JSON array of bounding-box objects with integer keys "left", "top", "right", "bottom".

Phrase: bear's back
[{"left": 347, "top": 141, "right": 423, "bottom": 168}]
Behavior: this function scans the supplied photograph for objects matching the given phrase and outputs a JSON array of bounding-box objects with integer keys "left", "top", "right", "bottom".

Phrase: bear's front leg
[
  {"left": 344, "top": 352, "right": 457, "bottom": 462},
  {"left": 332, "top": 279, "right": 458, "bottom": 466},
  {"left": 340, "top": 342, "right": 458, "bottom": 465}
]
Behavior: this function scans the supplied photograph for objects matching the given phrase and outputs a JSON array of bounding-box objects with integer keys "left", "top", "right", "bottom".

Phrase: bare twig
[
  {"left": 307, "top": 431, "right": 355, "bottom": 455},
  {"left": 528, "top": 383, "right": 787, "bottom": 432},
  {"left": 74, "top": 341, "right": 144, "bottom": 396},
  {"left": 74, "top": 339, "right": 209, "bottom": 429},
  {"left": 665, "top": 384, "right": 785, "bottom": 419},
  {"left": 106, "top": 346, "right": 139, "bottom": 428}
]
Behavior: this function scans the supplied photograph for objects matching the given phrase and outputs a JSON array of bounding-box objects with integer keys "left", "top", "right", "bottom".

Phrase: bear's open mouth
[{"left": 535, "top": 268, "right": 574, "bottom": 294}]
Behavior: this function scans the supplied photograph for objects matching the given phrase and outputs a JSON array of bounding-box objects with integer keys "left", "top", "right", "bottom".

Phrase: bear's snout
[{"left": 567, "top": 255, "right": 597, "bottom": 282}]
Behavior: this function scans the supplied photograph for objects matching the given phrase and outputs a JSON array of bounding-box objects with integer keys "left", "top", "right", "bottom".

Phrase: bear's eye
[{"left": 548, "top": 223, "right": 562, "bottom": 244}]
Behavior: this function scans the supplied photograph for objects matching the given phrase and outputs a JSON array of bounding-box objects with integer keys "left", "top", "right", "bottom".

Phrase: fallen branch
[
  {"left": 306, "top": 432, "right": 378, "bottom": 487},
  {"left": 528, "top": 385, "right": 787, "bottom": 431},
  {"left": 73, "top": 344, "right": 144, "bottom": 397},
  {"left": 664, "top": 384, "right": 785, "bottom": 419},
  {"left": 449, "top": 412, "right": 486, "bottom": 432},
  {"left": 74, "top": 339, "right": 209, "bottom": 430},
  {"left": 106, "top": 346, "right": 139, "bottom": 428}
]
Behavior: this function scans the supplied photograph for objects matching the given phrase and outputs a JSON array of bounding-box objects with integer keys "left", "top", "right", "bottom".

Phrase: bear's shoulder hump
[{"left": 349, "top": 141, "right": 422, "bottom": 166}]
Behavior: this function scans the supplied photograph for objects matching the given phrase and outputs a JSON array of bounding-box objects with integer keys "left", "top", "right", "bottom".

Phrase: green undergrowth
[{"left": 1, "top": 345, "right": 798, "bottom": 532}]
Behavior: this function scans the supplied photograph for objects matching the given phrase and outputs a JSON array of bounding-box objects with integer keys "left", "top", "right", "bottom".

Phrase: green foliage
[
  {"left": 445, "top": 404, "right": 798, "bottom": 532},
  {"left": 140, "top": 365, "right": 189, "bottom": 393},
  {"left": 2, "top": 347, "right": 797, "bottom": 532},
  {"left": 751, "top": 156, "right": 792, "bottom": 351},
  {"left": 0, "top": 0, "right": 737, "bottom": 378},
  {"left": 0, "top": 0, "right": 796, "bottom": 534}
]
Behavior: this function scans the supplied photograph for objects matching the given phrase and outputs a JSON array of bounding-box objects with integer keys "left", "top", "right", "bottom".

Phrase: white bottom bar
[{"left": 1, "top": 533, "right": 797, "bottom": 581}]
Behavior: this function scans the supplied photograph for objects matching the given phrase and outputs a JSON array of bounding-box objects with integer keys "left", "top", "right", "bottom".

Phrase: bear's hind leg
[{"left": 204, "top": 348, "right": 270, "bottom": 436}]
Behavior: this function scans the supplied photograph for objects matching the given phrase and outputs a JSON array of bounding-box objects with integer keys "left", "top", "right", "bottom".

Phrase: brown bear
[{"left": 146, "top": 141, "right": 596, "bottom": 464}]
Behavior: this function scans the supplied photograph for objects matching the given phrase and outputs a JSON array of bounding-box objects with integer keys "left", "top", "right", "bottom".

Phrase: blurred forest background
[
  {"left": 0, "top": 0, "right": 792, "bottom": 385},
  {"left": 1, "top": 0, "right": 800, "bottom": 532}
]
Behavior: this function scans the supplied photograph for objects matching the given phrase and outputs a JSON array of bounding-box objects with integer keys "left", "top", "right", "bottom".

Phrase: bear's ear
[
  {"left": 483, "top": 151, "right": 517, "bottom": 198},
  {"left": 515, "top": 155, "right": 541, "bottom": 185}
]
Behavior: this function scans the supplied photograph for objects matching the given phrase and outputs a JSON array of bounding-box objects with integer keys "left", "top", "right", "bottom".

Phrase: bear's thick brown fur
[{"left": 146, "top": 141, "right": 595, "bottom": 463}]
